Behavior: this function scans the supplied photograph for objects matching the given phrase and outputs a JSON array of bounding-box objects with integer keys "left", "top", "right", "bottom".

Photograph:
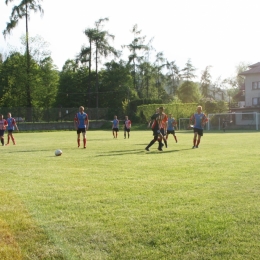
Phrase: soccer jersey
[
  {"left": 74, "top": 112, "right": 88, "bottom": 128},
  {"left": 7, "top": 117, "right": 16, "bottom": 130},
  {"left": 167, "top": 118, "right": 176, "bottom": 131},
  {"left": 124, "top": 120, "right": 131, "bottom": 129},
  {"left": 190, "top": 113, "right": 208, "bottom": 129},
  {"left": 0, "top": 119, "right": 7, "bottom": 130},
  {"left": 112, "top": 119, "right": 119, "bottom": 128}
]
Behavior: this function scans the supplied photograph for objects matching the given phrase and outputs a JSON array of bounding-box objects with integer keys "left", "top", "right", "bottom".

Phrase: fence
[{"left": 0, "top": 107, "right": 115, "bottom": 122}]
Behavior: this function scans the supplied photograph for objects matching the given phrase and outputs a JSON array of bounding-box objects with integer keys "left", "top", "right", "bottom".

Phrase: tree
[
  {"left": 181, "top": 59, "right": 197, "bottom": 81},
  {"left": 200, "top": 65, "right": 212, "bottom": 98},
  {"left": 177, "top": 81, "right": 201, "bottom": 103},
  {"left": 3, "top": 0, "right": 44, "bottom": 112},
  {"left": 166, "top": 61, "right": 181, "bottom": 96},
  {"left": 123, "top": 24, "right": 148, "bottom": 92}
]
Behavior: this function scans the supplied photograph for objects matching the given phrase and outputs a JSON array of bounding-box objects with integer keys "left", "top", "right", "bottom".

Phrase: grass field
[{"left": 1, "top": 129, "right": 260, "bottom": 259}]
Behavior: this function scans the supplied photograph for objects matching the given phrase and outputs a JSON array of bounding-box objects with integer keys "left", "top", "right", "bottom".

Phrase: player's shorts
[
  {"left": 160, "top": 128, "right": 166, "bottom": 136},
  {"left": 113, "top": 127, "right": 119, "bottom": 132},
  {"left": 194, "top": 128, "right": 203, "bottom": 136},
  {"left": 7, "top": 130, "right": 14, "bottom": 134},
  {"left": 124, "top": 127, "right": 130, "bottom": 132},
  {"left": 167, "top": 130, "right": 175, "bottom": 135},
  {"left": 77, "top": 127, "right": 86, "bottom": 134},
  {"left": 152, "top": 128, "right": 161, "bottom": 136},
  {"left": 0, "top": 130, "right": 5, "bottom": 136}
]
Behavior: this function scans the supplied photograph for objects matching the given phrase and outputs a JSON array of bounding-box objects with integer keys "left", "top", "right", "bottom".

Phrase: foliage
[{"left": 177, "top": 81, "right": 201, "bottom": 103}]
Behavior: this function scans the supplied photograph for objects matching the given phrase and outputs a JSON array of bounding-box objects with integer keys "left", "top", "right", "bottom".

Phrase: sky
[{"left": 0, "top": 0, "right": 259, "bottom": 82}]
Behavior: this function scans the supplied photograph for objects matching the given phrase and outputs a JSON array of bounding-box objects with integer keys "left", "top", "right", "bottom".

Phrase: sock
[
  {"left": 1, "top": 138, "right": 4, "bottom": 145},
  {"left": 146, "top": 140, "right": 155, "bottom": 149}
]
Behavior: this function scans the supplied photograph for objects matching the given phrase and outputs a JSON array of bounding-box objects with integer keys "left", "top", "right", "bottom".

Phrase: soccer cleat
[
  {"left": 145, "top": 147, "right": 150, "bottom": 151},
  {"left": 196, "top": 146, "right": 199, "bottom": 148},
  {"left": 84, "top": 146, "right": 86, "bottom": 149},
  {"left": 192, "top": 146, "right": 195, "bottom": 149}
]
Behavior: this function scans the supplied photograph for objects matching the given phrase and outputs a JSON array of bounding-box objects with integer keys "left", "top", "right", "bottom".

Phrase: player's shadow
[{"left": 96, "top": 149, "right": 145, "bottom": 157}]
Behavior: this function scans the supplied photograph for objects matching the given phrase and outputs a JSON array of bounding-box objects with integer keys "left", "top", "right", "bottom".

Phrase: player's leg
[
  {"left": 124, "top": 128, "right": 126, "bottom": 139},
  {"left": 192, "top": 131, "right": 198, "bottom": 148},
  {"left": 82, "top": 131, "right": 87, "bottom": 148},
  {"left": 10, "top": 132, "right": 16, "bottom": 145},
  {"left": 0, "top": 132, "right": 4, "bottom": 146},
  {"left": 173, "top": 130, "right": 178, "bottom": 143},
  {"left": 145, "top": 132, "right": 158, "bottom": 151},
  {"left": 6, "top": 131, "right": 11, "bottom": 145},
  {"left": 196, "top": 129, "right": 203, "bottom": 148},
  {"left": 77, "top": 129, "right": 81, "bottom": 147},
  {"left": 127, "top": 129, "right": 130, "bottom": 139}
]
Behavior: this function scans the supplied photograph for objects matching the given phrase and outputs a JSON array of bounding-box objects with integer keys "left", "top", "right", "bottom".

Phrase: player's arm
[
  {"left": 13, "top": 119, "right": 19, "bottom": 131},
  {"left": 74, "top": 115, "right": 78, "bottom": 129},
  {"left": 85, "top": 117, "right": 89, "bottom": 130}
]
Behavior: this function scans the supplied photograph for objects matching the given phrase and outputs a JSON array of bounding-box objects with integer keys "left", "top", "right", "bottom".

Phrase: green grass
[{"left": 1, "top": 130, "right": 260, "bottom": 259}]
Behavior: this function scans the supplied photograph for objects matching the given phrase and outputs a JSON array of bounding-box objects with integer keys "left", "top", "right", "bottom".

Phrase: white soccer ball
[{"left": 55, "top": 149, "right": 62, "bottom": 156}]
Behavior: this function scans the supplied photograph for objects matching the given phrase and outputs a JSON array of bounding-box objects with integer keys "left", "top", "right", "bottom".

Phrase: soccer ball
[{"left": 55, "top": 149, "right": 62, "bottom": 156}]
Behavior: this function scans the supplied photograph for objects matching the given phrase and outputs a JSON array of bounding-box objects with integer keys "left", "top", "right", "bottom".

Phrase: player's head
[
  {"left": 114, "top": 115, "right": 117, "bottom": 119},
  {"left": 168, "top": 113, "right": 172, "bottom": 118},
  {"left": 0, "top": 114, "right": 3, "bottom": 119},
  {"left": 125, "top": 116, "right": 128, "bottom": 120},
  {"left": 7, "top": 112, "right": 11, "bottom": 118},
  {"left": 159, "top": 106, "right": 164, "bottom": 114},
  {"left": 197, "top": 106, "right": 202, "bottom": 113},
  {"left": 79, "top": 106, "right": 84, "bottom": 113}
]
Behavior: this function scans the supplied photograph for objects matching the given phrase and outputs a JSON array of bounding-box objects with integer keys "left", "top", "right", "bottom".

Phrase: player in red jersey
[
  {"left": 145, "top": 107, "right": 165, "bottom": 151},
  {"left": 0, "top": 114, "right": 8, "bottom": 146},
  {"left": 123, "top": 116, "right": 131, "bottom": 139}
]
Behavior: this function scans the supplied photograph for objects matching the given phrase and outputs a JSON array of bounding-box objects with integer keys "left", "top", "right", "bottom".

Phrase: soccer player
[
  {"left": 112, "top": 115, "right": 119, "bottom": 138},
  {"left": 166, "top": 114, "right": 178, "bottom": 143},
  {"left": 0, "top": 114, "right": 8, "bottom": 146},
  {"left": 123, "top": 116, "right": 131, "bottom": 139},
  {"left": 189, "top": 105, "right": 208, "bottom": 148},
  {"left": 145, "top": 106, "right": 164, "bottom": 151},
  {"left": 74, "top": 106, "right": 89, "bottom": 148},
  {"left": 6, "top": 112, "right": 19, "bottom": 145},
  {"left": 159, "top": 109, "right": 168, "bottom": 148}
]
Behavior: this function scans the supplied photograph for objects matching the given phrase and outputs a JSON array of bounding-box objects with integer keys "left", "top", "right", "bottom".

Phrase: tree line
[{"left": 1, "top": 0, "right": 246, "bottom": 121}]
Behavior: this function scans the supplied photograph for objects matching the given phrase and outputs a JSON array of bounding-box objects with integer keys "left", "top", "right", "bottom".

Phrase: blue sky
[{"left": 1, "top": 0, "right": 259, "bottom": 82}]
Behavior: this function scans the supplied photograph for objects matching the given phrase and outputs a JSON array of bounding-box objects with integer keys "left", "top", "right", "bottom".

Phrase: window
[
  {"left": 252, "top": 81, "right": 260, "bottom": 90},
  {"left": 252, "top": 97, "right": 260, "bottom": 106},
  {"left": 242, "top": 111, "right": 254, "bottom": 120}
]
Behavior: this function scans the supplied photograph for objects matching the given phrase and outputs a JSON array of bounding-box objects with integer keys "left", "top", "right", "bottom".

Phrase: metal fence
[{"left": 0, "top": 107, "right": 114, "bottom": 122}]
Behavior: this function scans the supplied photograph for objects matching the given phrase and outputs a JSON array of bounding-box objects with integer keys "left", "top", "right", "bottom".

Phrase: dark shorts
[
  {"left": 8, "top": 130, "right": 13, "bottom": 134},
  {"left": 113, "top": 128, "right": 119, "bottom": 132},
  {"left": 152, "top": 128, "right": 161, "bottom": 137},
  {"left": 167, "top": 130, "right": 175, "bottom": 135},
  {"left": 194, "top": 128, "right": 203, "bottom": 136},
  {"left": 77, "top": 128, "right": 86, "bottom": 134},
  {"left": 0, "top": 130, "right": 5, "bottom": 136},
  {"left": 124, "top": 127, "right": 130, "bottom": 132},
  {"left": 160, "top": 128, "right": 166, "bottom": 136}
]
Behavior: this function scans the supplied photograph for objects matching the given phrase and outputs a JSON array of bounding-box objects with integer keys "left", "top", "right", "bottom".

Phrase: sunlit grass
[{"left": 1, "top": 130, "right": 260, "bottom": 259}]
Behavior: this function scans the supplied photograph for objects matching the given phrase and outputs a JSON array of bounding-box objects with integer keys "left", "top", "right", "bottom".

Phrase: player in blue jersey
[
  {"left": 189, "top": 105, "right": 208, "bottom": 148},
  {"left": 166, "top": 114, "right": 178, "bottom": 143},
  {"left": 6, "top": 112, "right": 19, "bottom": 145},
  {"left": 112, "top": 115, "right": 119, "bottom": 138},
  {"left": 74, "top": 106, "right": 89, "bottom": 148}
]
